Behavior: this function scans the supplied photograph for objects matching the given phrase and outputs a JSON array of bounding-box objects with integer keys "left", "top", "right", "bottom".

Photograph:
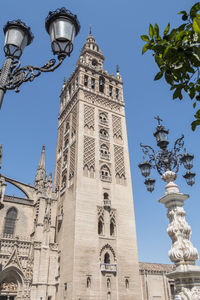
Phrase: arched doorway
[{"left": 0, "top": 267, "right": 24, "bottom": 300}]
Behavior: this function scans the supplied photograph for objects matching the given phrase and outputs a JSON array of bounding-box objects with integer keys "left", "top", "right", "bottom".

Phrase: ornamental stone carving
[
  {"left": 167, "top": 206, "right": 198, "bottom": 265},
  {"left": 0, "top": 281, "right": 18, "bottom": 291},
  {"left": 178, "top": 287, "right": 200, "bottom": 299}
]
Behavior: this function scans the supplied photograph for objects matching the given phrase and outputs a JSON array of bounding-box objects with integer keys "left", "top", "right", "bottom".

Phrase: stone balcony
[
  {"left": 100, "top": 175, "right": 112, "bottom": 182},
  {"left": 99, "top": 134, "right": 109, "bottom": 141},
  {"left": 99, "top": 119, "right": 109, "bottom": 126},
  {"left": 100, "top": 153, "right": 110, "bottom": 160},
  {"left": 104, "top": 199, "right": 111, "bottom": 209},
  {"left": 100, "top": 263, "right": 117, "bottom": 274}
]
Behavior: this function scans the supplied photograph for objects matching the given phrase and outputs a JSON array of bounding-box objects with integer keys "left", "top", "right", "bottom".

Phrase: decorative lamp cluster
[{"left": 138, "top": 116, "right": 196, "bottom": 192}]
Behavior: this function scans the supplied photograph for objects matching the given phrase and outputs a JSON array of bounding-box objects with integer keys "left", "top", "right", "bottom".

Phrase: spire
[
  {"left": 39, "top": 145, "right": 45, "bottom": 171},
  {"left": 77, "top": 32, "right": 105, "bottom": 68},
  {"left": 34, "top": 145, "right": 46, "bottom": 189}
]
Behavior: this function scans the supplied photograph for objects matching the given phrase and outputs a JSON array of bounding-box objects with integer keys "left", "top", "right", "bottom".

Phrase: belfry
[{"left": 54, "top": 32, "right": 142, "bottom": 299}]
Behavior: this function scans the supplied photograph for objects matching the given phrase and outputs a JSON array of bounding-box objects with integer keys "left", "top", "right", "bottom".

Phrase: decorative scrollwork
[
  {"left": 2, "top": 56, "right": 64, "bottom": 92},
  {"left": 140, "top": 135, "right": 185, "bottom": 175}
]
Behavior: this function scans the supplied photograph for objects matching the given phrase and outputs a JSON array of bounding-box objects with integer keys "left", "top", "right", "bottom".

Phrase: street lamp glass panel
[
  {"left": 4, "top": 28, "right": 28, "bottom": 58},
  {"left": 45, "top": 8, "right": 80, "bottom": 58},
  {"left": 155, "top": 130, "right": 169, "bottom": 149},
  {"left": 183, "top": 171, "right": 195, "bottom": 186},
  {"left": 144, "top": 178, "right": 155, "bottom": 193},
  {"left": 49, "top": 18, "right": 75, "bottom": 57},
  {"left": 180, "top": 153, "right": 194, "bottom": 170},
  {"left": 138, "top": 161, "right": 151, "bottom": 177},
  {"left": 3, "top": 21, "right": 33, "bottom": 58}
]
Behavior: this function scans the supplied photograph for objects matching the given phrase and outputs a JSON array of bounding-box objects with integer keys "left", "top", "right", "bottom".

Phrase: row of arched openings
[
  {"left": 98, "top": 219, "right": 115, "bottom": 236},
  {"left": 86, "top": 275, "right": 129, "bottom": 289}
]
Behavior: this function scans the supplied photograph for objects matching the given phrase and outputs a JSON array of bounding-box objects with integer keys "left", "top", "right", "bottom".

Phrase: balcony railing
[
  {"left": 99, "top": 119, "right": 108, "bottom": 126},
  {"left": 100, "top": 152, "right": 110, "bottom": 160},
  {"left": 100, "top": 175, "right": 112, "bottom": 182},
  {"left": 100, "top": 263, "right": 117, "bottom": 274},
  {"left": 104, "top": 199, "right": 111, "bottom": 208},
  {"left": 100, "top": 134, "right": 109, "bottom": 141}
]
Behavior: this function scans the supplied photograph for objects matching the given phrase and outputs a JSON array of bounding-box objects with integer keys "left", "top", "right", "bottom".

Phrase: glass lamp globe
[
  {"left": 45, "top": 7, "right": 80, "bottom": 59},
  {"left": 154, "top": 125, "right": 169, "bottom": 150},
  {"left": 144, "top": 178, "right": 155, "bottom": 193},
  {"left": 3, "top": 20, "right": 33, "bottom": 58},
  {"left": 138, "top": 161, "right": 151, "bottom": 178}
]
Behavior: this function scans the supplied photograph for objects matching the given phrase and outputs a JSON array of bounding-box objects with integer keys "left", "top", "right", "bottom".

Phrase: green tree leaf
[
  {"left": 164, "top": 23, "right": 170, "bottom": 35},
  {"left": 193, "top": 17, "right": 200, "bottom": 34},
  {"left": 154, "top": 72, "right": 163, "bottom": 80},
  {"left": 149, "top": 24, "right": 154, "bottom": 38},
  {"left": 190, "top": 2, "right": 200, "bottom": 20},
  {"left": 142, "top": 43, "right": 149, "bottom": 55},
  {"left": 141, "top": 35, "right": 150, "bottom": 41},
  {"left": 154, "top": 24, "right": 159, "bottom": 39}
]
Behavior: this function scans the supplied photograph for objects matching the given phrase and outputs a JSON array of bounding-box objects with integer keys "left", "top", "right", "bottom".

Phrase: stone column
[{"left": 158, "top": 170, "right": 200, "bottom": 299}]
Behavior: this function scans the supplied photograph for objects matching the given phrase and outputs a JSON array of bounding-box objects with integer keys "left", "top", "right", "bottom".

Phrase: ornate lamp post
[
  {"left": 0, "top": 7, "right": 80, "bottom": 109},
  {"left": 138, "top": 117, "right": 200, "bottom": 299}
]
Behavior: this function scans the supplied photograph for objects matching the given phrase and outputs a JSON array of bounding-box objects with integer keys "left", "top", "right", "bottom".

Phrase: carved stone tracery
[
  {"left": 84, "top": 91, "right": 121, "bottom": 112},
  {"left": 69, "top": 142, "right": 76, "bottom": 180},
  {"left": 83, "top": 136, "right": 95, "bottom": 172},
  {"left": 84, "top": 104, "right": 95, "bottom": 129},
  {"left": 114, "top": 145, "right": 125, "bottom": 179},
  {"left": 112, "top": 115, "right": 122, "bottom": 139}
]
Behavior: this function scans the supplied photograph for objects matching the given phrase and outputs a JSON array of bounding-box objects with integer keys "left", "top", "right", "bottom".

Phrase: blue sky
[{"left": 0, "top": 0, "right": 199, "bottom": 264}]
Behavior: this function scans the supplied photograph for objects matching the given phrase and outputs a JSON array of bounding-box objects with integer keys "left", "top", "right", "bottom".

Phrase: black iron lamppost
[
  {"left": 0, "top": 7, "right": 80, "bottom": 109},
  {"left": 138, "top": 116, "right": 195, "bottom": 192}
]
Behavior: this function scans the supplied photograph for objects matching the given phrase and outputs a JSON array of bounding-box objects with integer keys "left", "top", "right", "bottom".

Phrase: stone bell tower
[{"left": 54, "top": 32, "right": 142, "bottom": 300}]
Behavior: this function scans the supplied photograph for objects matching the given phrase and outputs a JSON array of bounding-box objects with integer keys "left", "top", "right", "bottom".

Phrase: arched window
[
  {"left": 104, "top": 252, "right": 110, "bottom": 264},
  {"left": 110, "top": 221, "right": 115, "bottom": 236},
  {"left": 125, "top": 279, "right": 129, "bottom": 289},
  {"left": 107, "top": 291, "right": 111, "bottom": 300},
  {"left": 100, "top": 144, "right": 109, "bottom": 160},
  {"left": 104, "top": 193, "right": 109, "bottom": 200},
  {"left": 100, "top": 165, "right": 111, "bottom": 182},
  {"left": 99, "top": 113, "right": 108, "bottom": 124},
  {"left": 100, "top": 129, "right": 109, "bottom": 140},
  {"left": 99, "top": 76, "right": 105, "bottom": 93},
  {"left": 4, "top": 207, "right": 17, "bottom": 235},
  {"left": 87, "top": 277, "right": 91, "bottom": 288},
  {"left": 107, "top": 278, "right": 111, "bottom": 288},
  {"left": 98, "top": 219, "right": 103, "bottom": 235}
]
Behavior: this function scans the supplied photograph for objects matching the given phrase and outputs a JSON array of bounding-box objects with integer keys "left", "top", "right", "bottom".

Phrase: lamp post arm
[
  {"left": 173, "top": 134, "right": 184, "bottom": 155},
  {"left": 0, "top": 56, "right": 65, "bottom": 109},
  {"left": 6, "top": 56, "right": 65, "bottom": 92}
]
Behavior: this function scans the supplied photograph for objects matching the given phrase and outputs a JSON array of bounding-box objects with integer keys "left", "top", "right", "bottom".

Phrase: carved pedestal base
[{"left": 167, "top": 265, "right": 200, "bottom": 299}]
